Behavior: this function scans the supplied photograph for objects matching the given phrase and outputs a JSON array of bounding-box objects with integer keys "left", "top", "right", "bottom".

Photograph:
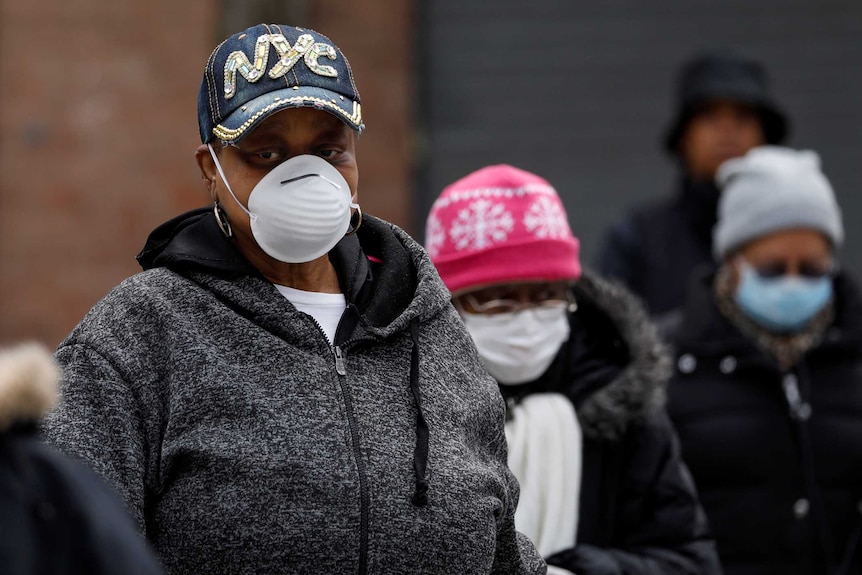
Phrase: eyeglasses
[
  {"left": 740, "top": 258, "right": 838, "bottom": 280},
  {"left": 457, "top": 283, "right": 577, "bottom": 315}
]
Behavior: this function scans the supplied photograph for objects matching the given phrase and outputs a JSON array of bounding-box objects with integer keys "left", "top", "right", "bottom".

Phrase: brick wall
[{"left": 0, "top": 1, "right": 216, "bottom": 345}]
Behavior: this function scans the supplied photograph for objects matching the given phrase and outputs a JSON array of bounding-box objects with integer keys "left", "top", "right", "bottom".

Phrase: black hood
[
  {"left": 137, "top": 207, "right": 257, "bottom": 277},
  {"left": 135, "top": 207, "right": 419, "bottom": 330}
]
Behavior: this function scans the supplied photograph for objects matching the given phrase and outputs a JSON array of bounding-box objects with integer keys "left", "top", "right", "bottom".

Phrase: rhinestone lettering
[
  {"left": 268, "top": 34, "right": 313, "bottom": 78},
  {"left": 223, "top": 34, "right": 276, "bottom": 99},
  {"left": 224, "top": 33, "right": 339, "bottom": 100},
  {"left": 304, "top": 42, "right": 338, "bottom": 77}
]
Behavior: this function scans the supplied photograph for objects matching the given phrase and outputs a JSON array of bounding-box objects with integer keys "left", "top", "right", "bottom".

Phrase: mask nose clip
[
  {"left": 281, "top": 173, "right": 342, "bottom": 190},
  {"left": 281, "top": 174, "right": 318, "bottom": 186}
]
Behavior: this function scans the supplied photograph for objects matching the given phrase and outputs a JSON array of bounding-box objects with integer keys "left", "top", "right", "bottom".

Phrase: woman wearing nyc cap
[
  {"left": 426, "top": 165, "right": 721, "bottom": 575},
  {"left": 663, "top": 146, "right": 862, "bottom": 575},
  {"left": 42, "top": 24, "right": 545, "bottom": 575}
]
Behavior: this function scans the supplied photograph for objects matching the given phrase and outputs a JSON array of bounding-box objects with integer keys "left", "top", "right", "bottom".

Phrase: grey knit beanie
[{"left": 713, "top": 146, "right": 844, "bottom": 260}]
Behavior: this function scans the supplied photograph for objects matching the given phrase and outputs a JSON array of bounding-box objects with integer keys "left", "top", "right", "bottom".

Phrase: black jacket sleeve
[{"left": 546, "top": 411, "right": 722, "bottom": 575}]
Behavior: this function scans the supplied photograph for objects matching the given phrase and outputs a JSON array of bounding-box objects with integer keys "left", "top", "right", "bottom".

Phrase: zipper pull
[
  {"left": 333, "top": 345, "right": 346, "bottom": 376},
  {"left": 782, "top": 373, "right": 812, "bottom": 421}
]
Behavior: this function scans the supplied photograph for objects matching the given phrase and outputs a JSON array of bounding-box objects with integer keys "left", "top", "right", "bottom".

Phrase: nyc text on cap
[{"left": 198, "top": 23, "right": 363, "bottom": 144}]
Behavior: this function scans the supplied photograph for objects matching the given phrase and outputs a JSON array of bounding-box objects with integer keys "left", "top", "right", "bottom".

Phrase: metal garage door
[{"left": 417, "top": 1, "right": 862, "bottom": 275}]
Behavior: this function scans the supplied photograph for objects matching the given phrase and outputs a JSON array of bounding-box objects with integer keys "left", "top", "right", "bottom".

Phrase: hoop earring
[
  {"left": 345, "top": 206, "right": 363, "bottom": 236},
  {"left": 213, "top": 202, "right": 233, "bottom": 238}
]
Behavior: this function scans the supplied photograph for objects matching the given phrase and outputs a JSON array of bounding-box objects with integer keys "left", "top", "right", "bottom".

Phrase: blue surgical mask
[{"left": 734, "top": 260, "right": 833, "bottom": 333}]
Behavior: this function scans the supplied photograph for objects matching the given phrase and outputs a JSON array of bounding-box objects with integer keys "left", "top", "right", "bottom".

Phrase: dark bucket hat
[
  {"left": 198, "top": 23, "right": 363, "bottom": 144},
  {"left": 663, "top": 50, "right": 789, "bottom": 153}
]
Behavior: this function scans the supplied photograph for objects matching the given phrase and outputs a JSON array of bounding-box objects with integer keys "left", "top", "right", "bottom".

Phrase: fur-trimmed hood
[
  {"left": 572, "top": 271, "right": 671, "bottom": 440},
  {"left": 0, "top": 344, "right": 59, "bottom": 433},
  {"left": 501, "top": 269, "right": 671, "bottom": 441}
]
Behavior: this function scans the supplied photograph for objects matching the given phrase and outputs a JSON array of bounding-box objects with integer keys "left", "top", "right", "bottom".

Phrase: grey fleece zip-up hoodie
[{"left": 42, "top": 208, "right": 546, "bottom": 575}]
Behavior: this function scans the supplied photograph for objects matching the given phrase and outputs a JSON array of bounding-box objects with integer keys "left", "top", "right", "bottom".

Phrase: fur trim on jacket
[
  {"left": 571, "top": 271, "right": 671, "bottom": 441},
  {"left": 0, "top": 344, "right": 58, "bottom": 431}
]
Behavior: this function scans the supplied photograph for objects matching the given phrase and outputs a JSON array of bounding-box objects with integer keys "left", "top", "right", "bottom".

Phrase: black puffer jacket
[
  {"left": 500, "top": 271, "right": 721, "bottom": 575},
  {"left": 597, "top": 178, "right": 719, "bottom": 316},
  {"left": 663, "top": 270, "right": 862, "bottom": 575}
]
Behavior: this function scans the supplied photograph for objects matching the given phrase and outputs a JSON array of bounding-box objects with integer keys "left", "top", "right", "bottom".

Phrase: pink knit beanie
[{"left": 425, "top": 164, "right": 581, "bottom": 295}]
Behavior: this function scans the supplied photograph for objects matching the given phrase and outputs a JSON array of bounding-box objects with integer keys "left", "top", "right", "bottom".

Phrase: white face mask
[
  {"left": 208, "top": 145, "right": 359, "bottom": 263},
  {"left": 461, "top": 303, "right": 571, "bottom": 385}
]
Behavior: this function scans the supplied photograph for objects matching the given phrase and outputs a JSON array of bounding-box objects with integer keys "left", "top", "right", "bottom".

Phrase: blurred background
[{"left": 1, "top": 0, "right": 860, "bottom": 346}]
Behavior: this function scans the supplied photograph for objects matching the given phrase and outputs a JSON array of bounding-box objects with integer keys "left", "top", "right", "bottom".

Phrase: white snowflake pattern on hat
[
  {"left": 425, "top": 214, "right": 445, "bottom": 258},
  {"left": 524, "top": 195, "right": 570, "bottom": 239},
  {"left": 450, "top": 199, "right": 514, "bottom": 251}
]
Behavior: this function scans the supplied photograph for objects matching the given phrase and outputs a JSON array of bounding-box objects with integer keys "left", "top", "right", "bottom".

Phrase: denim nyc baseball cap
[{"left": 197, "top": 23, "right": 364, "bottom": 144}]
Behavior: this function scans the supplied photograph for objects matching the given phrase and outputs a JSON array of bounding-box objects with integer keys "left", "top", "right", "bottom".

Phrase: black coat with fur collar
[
  {"left": 0, "top": 346, "right": 163, "bottom": 575},
  {"left": 500, "top": 271, "right": 721, "bottom": 575}
]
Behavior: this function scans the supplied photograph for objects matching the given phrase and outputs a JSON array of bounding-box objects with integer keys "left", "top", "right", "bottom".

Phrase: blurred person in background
[
  {"left": 40, "top": 24, "right": 545, "bottom": 575},
  {"left": 0, "top": 344, "right": 163, "bottom": 575},
  {"left": 598, "top": 49, "right": 789, "bottom": 315},
  {"left": 426, "top": 164, "right": 721, "bottom": 575},
  {"left": 663, "top": 146, "right": 862, "bottom": 575}
]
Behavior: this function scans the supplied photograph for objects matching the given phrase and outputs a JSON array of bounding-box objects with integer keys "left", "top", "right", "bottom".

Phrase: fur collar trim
[
  {"left": 0, "top": 344, "right": 58, "bottom": 432},
  {"left": 573, "top": 271, "right": 671, "bottom": 440}
]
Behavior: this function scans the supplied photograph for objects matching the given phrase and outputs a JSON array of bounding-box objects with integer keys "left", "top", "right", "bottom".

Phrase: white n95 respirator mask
[{"left": 208, "top": 145, "right": 359, "bottom": 263}]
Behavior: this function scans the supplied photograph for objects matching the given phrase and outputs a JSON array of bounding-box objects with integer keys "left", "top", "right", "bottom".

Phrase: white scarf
[{"left": 505, "top": 392, "right": 582, "bottom": 568}]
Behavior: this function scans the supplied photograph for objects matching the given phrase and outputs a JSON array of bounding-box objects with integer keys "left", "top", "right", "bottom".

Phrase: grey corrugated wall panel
[{"left": 416, "top": 1, "right": 862, "bottom": 277}]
